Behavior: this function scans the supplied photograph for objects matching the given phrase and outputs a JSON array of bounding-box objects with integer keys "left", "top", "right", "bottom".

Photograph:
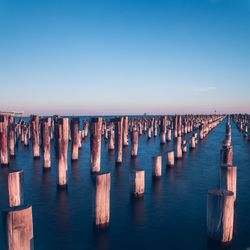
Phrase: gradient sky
[{"left": 0, "top": 0, "right": 249, "bottom": 115}]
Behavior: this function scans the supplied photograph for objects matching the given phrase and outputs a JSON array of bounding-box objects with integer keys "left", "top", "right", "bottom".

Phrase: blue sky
[{"left": 0, "top": 0, "right": 249, "bottom": 115}]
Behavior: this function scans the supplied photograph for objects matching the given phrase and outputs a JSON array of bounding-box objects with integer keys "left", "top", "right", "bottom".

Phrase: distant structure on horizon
[{"left": 0, "top": 111, "right": 24, "bottom": 117}]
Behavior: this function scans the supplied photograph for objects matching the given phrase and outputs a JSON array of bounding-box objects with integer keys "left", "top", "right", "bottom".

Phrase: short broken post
[
  {"left": 167, "top": 151, "right": 175, "bottom": 167},
  {"left": 152, "top": 156, "right": 162, "bottom": 178},
  {"left": 8, "top": 169, "right": 24, "bottom": 207},
  {"left": 131, "top": 129, "right": 139, "bottom": 157},
  {"left": 130, "top": 169, "right": 145, "bottom": 197},
  {"left": 2, "top": 205, "right": 34, "bottom": 250},
  {"left": 207, "top": 189, "right": 234, "bottom": 244},
  {"left": 95, "top": 172, "right": 111, "bottom": 228}
]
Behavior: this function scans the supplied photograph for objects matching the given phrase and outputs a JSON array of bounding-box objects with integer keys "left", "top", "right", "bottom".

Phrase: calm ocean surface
[{"left": 0, "top": 118, "right": 250, "bottom": 250}]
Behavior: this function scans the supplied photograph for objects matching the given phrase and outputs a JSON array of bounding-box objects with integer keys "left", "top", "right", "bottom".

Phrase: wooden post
[
  {"left": 123, "top": 116, "right": 129, "bottom": 146},
  {"left": 53, "top": 116, "right": 59, "bottom": 158},
  {"left": 130, "top": 169, "right": 145, "bottom": 197},
  {"left": 58, "top": 118, "right": 69, "bottom": 187},
  {"left": 152, "top": 156, "right": 162, "bottom": 177},
  {"left": 167, "top": 151, "right": 175, "bottom": 166},
  {"left": 190, "top": 136, "right": 196, "bottom": 149},
  {"left": 108, "top": 123, "right": 115, "bottom": 150},
  {"left": 167, "top": 129, "right": 172, "bottom": 141},
  {"left": 115, "top": 117, "right": 123, "bottom": 163},
  {"left": 0, "top": 115, "right": 9, "bottom": 166},
  {"left": 160, "top": 116, "right": 167, "bottom": 144},
  {"left": 176, "top": 136, "right": 182, "bottom": 158},
  {"left": 131, "top": 129, "right": 139, "bottom": 157},
  {"left": 31, "top": 115, "right": 40, "bottom": 159},
  {"left": 90, "top": 117, "right": 102, "bottom": 173},
  {"left": 42, "top": 118, "right": 51, "bottom": 168},
  {"left": 2, "top": 205, "right": 34, "bottom": 250},
  {"left": 147, "top": 127, "right": 152, "bottom": 139},
  {"left": 182, "top": 140, "right": 187, "bottom": 153},
  {"left": 207, "top": 189, "right": 234, "bottom": 243},
  {"left": 220, "top": 145, "right": 233, "bottom": 167},
  {"left": 21, "top": 123, "right": 25, "bottom": 143},
  {"left": 9, "top": 116, "right": 15, "bottom": 157},
  {"left": 154, "top": 125, "right": 158, "bottom": 137},
  {"left": 95, "top": 172, "right": 110, "bottom": 227},
  {"left": 8, "top": 170, "right": 24, "bottom": 207},
  {"left": 220, "top": 165, "right": 237, "bottom": 201},
  {"left": 83, "top": 121, "right": 89, "bottom": 137},
  {"left": 81, "top": 130, "right": 85, "bottom": 140},
  {"left": 23, "top": 126, "right": 29, "bottom": 147},
  {"left": 174, "top": 116, "right": 178, "bottom": 138},
  {"left": 199, "top": 124, "right": 204, "bottom": 140},
  {"left": 71, "top": 118, "right": 80, "bottom": 161},
  {"left": 177, "top": 116, "right": 182, "bottom": 137}
]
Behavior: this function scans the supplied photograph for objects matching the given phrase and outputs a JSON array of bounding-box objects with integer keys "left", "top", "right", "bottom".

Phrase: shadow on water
[
  {"left": 152, "top": 177, "right": 163, "bottom": 197},
  {"left": 93, "top": 226, "right": 110, "bottom": 250},
  {"left": 130, "top": 196, "right": 145, "bottom": 225}
]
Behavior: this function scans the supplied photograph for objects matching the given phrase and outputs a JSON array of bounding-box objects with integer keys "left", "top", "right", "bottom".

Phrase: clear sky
[{"left": 0, "top": 0, "right": 249, "bottom": 115}]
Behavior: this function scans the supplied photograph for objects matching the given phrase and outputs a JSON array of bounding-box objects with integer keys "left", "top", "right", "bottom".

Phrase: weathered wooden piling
[
  {"left": 199, "top": 124, "right": 204, "bottom": 140},
  {"left": 147, "top": 127, "right": 152, "bottom": 139},
  {"left": 42, "top": 118, "right": 51, "bottom": 168},
  {"left": 176, "top": 136, "right": 183, "bottom": 158},
  {"left": 154, "top": 125, "right": 158, "bottom": 137},
  {"left": 53, "top": 116, "right": 59, "bottom": 158},
  {"left": 190, "top": 136, "right": 196, "bottom": 149},
  {"left": 23, "top": 126, "right": 29, "bottom": 147},
  {"left": 95, "top": 172, "right": 110, "bottom": 227},
  {"left": 160, "top": 116, "right": 167, "bottom": 144},
  {"left": 31, "top": 115, "right": 40, "bottom": 159},
  {"left": 131, "top": 129, "right": 139, "bottom": 157},
  {"left": 123, "top": 116, "right": 129, "bottom": 146},
  {"left": 8, "top": 170, "right": 24, "bottom": 207},
  {"left": 81, "top": 130, "right": 85, "bottom": 140},
  {"left": 58, "top": 118, "right": 69, "bottom": 187},
  {"left": 0, "top": 115, "right": 9, "bottom": 166},
  {"left": 2, "top": 205, "right": 34, "bottom": 250},
  {"left": 167, "top": 151, "right": 175, "bottom": 166},
  {"left": 152, "top": 156, "right": 162, "bottom": 177},
  {"left": 182, "top": 140, "right": 187, "bottom": 153},
  {"left": 167, "top": 128, "right": 172, "bottom": 141},
  {"left": 90, "top": 117, "right": 102, "bottom": 173},
  {"left": 207, "top": 189, "right": 234, "bottom": 243},
  {"left": 71, "top": 118, "right": 80, "bottom": 161},
  {"left": 115, "top": 117, "right": 123, "bottom": 163},
  {"left": 109, "top": 123, "right": 115, "bottom": 150},
  {"left": 77, "top": 131, "right": 82, "bottom": 148},
  {"left": 130, "top": 169, "right": 145, "bottom": 197},
  {"left": 174, "top": 116, "right": 178, "bottom": 138},
  {"left": 83, "top": 121, "right": 89, "bottom": 137},
  {"left": 177, "top": 116, "right": 182, "bottom": 137},
  {"left": 9, "top": 116, "right": 15, "bottom": 157},
  {"left": 220, "top": 165, "right": 237, "bottom": 201},
  {"left": 220, "top": 145, "right": 233, "bottom": 167}
]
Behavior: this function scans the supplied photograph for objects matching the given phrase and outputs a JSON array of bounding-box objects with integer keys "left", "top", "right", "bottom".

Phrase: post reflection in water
[
  {"left": 93, "top": 226, "right": 111, "bottom": 250},
  {"left": 130, "top": 196, "right": 146, "bottom": 226}
]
